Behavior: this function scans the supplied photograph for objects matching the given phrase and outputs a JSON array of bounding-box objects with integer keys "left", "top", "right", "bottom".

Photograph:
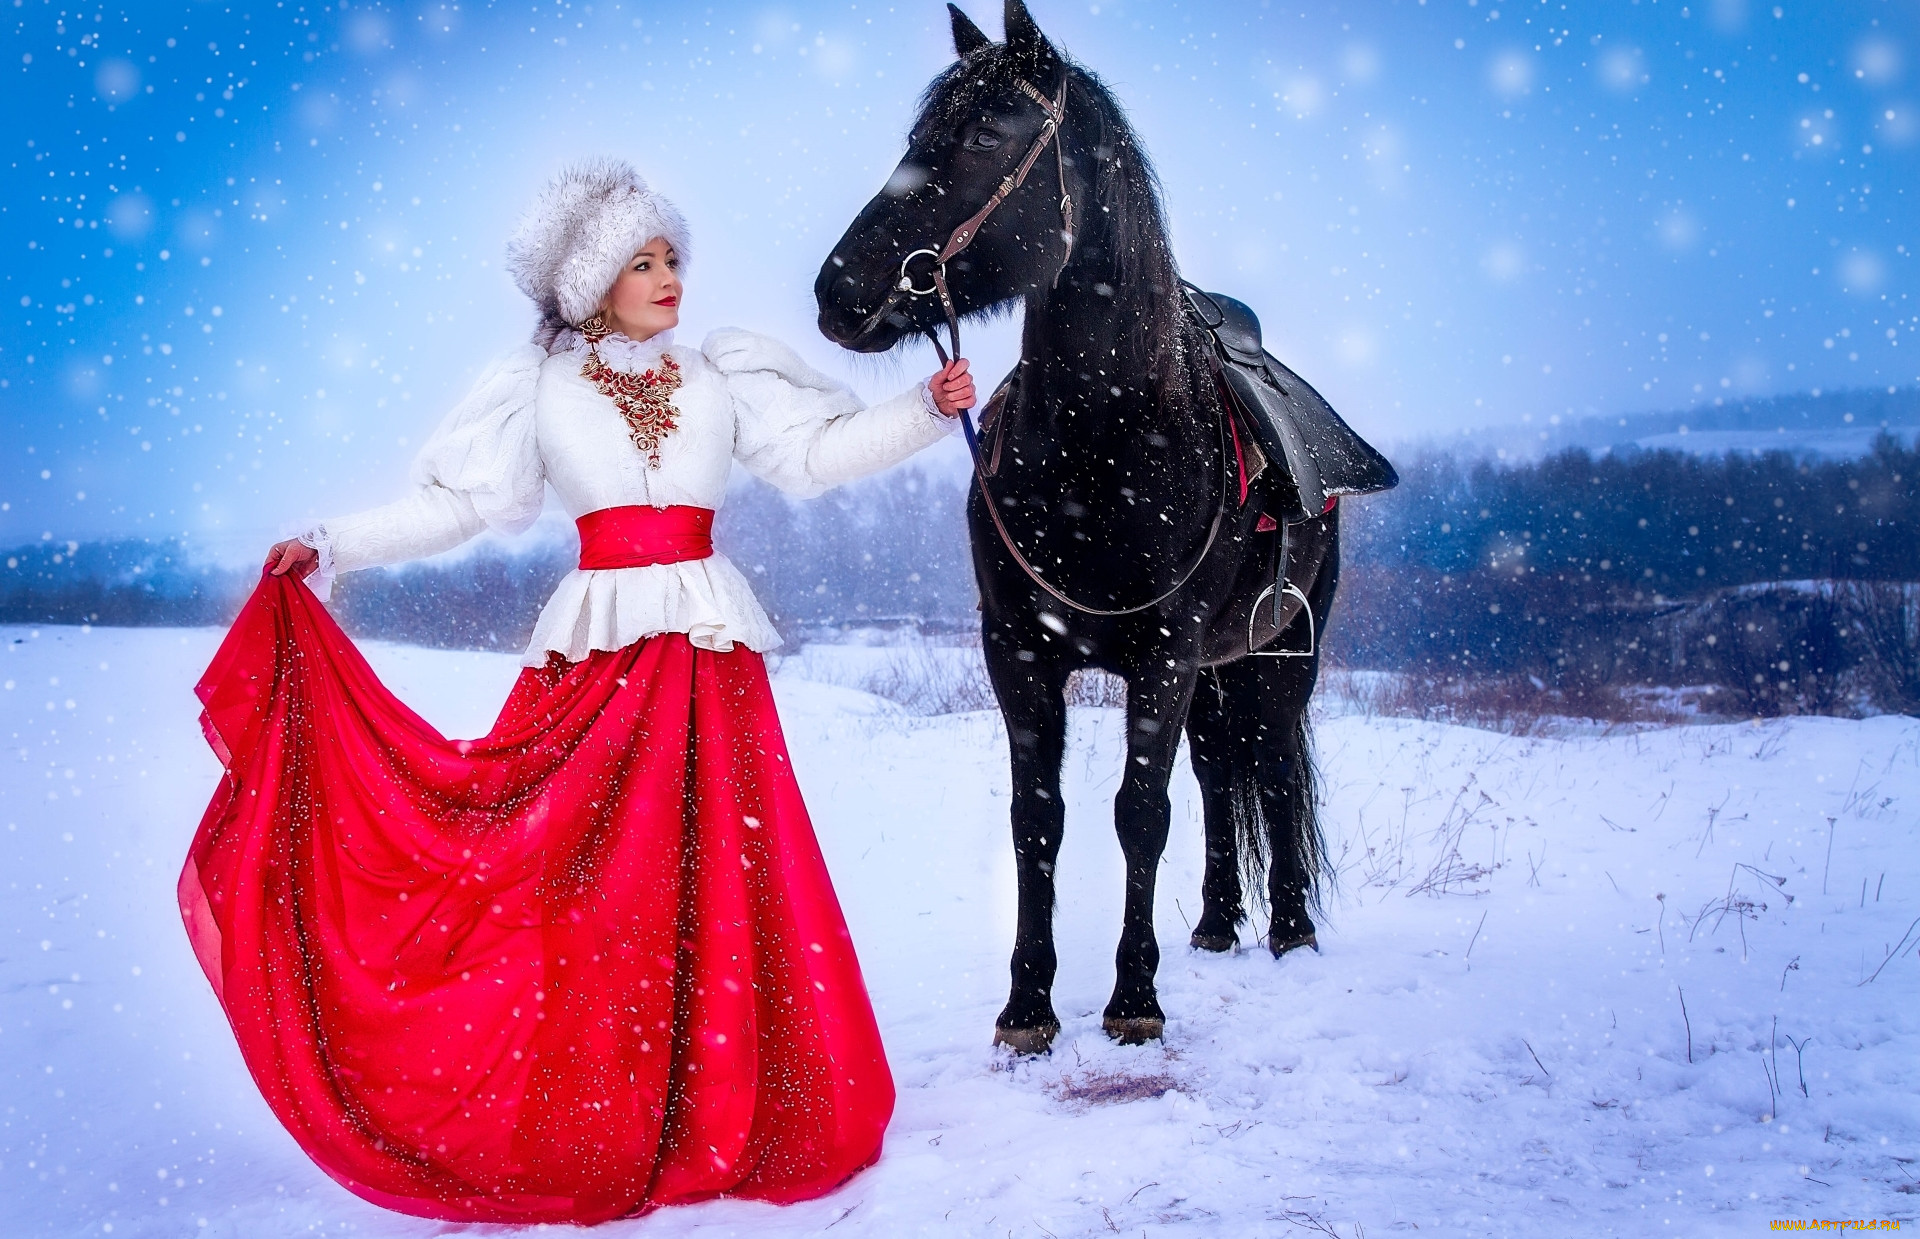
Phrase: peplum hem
[{"left": 525, "top": 551, "right": 783, "bottom": 665}]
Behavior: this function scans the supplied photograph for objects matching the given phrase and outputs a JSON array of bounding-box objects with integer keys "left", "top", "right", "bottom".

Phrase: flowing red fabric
[
  {"left": 179, "top": 573, "right": 894, "bottom": 1224},
  {"left": 575, "top": 504, "right": 715, "bottom": 570}
]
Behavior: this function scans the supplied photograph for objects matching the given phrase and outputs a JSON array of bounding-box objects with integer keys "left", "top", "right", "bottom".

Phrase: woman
[{"left": 179, "top": 160, "right": 973, "bottom": 1225}]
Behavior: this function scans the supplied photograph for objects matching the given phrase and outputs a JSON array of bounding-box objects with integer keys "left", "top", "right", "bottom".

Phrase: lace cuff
[{"left": 297, "top": 524, "right": 336, "bottom": 601}]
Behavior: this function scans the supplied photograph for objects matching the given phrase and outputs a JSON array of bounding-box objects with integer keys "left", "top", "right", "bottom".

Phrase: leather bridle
[
  {"left": 901, "top": 77, "right": 1074, "bottom": 366},
  {"left": 892, "top": 74, "right": 1232, "bottom": 619}
]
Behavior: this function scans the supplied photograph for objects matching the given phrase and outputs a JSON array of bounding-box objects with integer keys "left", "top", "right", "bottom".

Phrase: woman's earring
[{"left": 581, "top": 313, "right": 611, "bottom": 343}]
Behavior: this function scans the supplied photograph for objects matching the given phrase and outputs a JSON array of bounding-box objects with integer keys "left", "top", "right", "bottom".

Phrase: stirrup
[{"left": 1248, "top": 582, "right": 1314, "bottom": 658}]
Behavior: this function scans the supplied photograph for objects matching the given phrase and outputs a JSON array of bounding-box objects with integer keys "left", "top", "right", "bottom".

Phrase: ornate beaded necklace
[{"left": 579, "top": 329, "right": 683, "bottom": 468}]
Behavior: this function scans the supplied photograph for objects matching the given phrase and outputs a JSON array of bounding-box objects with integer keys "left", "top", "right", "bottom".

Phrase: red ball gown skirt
[{"left": 178, "top": 574, "right": 895, "bottom": 1224}]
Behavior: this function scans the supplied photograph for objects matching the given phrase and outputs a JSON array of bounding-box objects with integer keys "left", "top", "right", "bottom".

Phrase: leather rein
[{"left": 898, "top": 75, "right": 1231, "bottom": 619}]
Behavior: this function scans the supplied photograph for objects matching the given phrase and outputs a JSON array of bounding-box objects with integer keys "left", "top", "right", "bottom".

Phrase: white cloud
[
  {"left": 811, "top": 35, "right": 857, "bottom": 79},
  {"left": 1706, "top": 0, "right": 1749, "bottom": 34},
  {"left": 417, "top": 3, "right": 460, "bottom": 38},
  {"left": 1489, "top": 51, "right": 1534, "bottom": 98},
  {"left": 1729, "top": 355, "right": 1770, "bottom": 391},
  {"left": 106, "top": 193, "right": 153, "bottom": 242},
  {"left": 94, "top": 59, "right": 140, "bottom": 104},
  {"left": 1879, "top": 103, "right": 1917, "bottom": 146},
  {"left": 175, "top": 209, "right": 222, "bottom": 252},
  {"left": 1597, "top": 47, "right": 1648, "bottom": 93},
  {"left": 1359, "top": 124, "right": 1405, "bottom": 189},
  {"left": 1656, "top": 208, "right": 1700, "bottom": 252},
  {"left": 1481, "top": 242, "right": 1526, "bottom": 283},
  {"left": 1282, "top": 76, "right": 1324, "bottom": 119},
  {"left": 755, "top": 11, "right": 800, "bottom": 47},
  {"left": 1852, "top": 38, "right": 1903, "bottom": 87},
  {"left": 1839, "top": 249, "right": 1884, "bottom": 295},
  {"left": 381, "top": 74, "right": 421, "bottom": 109},
  {"left": 1342, "top": 44, "right": 1380, "bottom": 86},
  {"left": 347, "top": 12, "right": 392, "bottom": 55},
  {"left": 1231, "top": 240, "right": 1271, "bottom": 275}
]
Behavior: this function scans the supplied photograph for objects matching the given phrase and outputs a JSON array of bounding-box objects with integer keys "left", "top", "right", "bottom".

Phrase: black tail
[{"left": 1202, "top": 657, "right": 1328, "bottom": 923}]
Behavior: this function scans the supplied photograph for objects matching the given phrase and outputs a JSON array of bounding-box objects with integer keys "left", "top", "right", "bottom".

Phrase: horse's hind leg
[
  {"left": 1266, "top": 527, "right": 1338, "bottom": 956},
  {"left": 984, "top": 636, "right": 1071, "bottom": 1055},
  {"left": 1184, "top": 669, "right": 1244, "bottom": 952},
  {"left": 1104, "top": 664, "right": 1200, "bottom": 1043},
  {"left": 1264, "top": 670, "right": 1322, "bottom": 957},
  {"left": 1205, "top": 648, "right": 1327, "bottom": 959}
]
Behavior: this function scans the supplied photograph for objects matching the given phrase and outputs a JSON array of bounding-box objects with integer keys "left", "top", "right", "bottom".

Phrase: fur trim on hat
[{"left": 505, "top": 159, "right": 691, "bottom": 346}]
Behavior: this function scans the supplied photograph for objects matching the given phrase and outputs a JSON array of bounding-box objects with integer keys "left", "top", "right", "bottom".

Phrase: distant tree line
[
  {"left": 5, "top": 436, "right": 1916, "bottom": 716},
  {"left": 1333, "top": 434, "right": 1920, "bottom": 715},
  {"left": 0, "top": 537, "right": 246, "bottom": 627}
]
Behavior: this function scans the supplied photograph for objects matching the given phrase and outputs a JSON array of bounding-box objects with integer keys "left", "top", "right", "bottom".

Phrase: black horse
[{"left": 816, "top": 0, "right": 1361, "bottom": 1054}]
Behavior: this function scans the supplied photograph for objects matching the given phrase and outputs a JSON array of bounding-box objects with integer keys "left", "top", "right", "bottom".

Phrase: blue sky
[{"left": 1, "top": 0, "right": 1913, "bottom": 557}]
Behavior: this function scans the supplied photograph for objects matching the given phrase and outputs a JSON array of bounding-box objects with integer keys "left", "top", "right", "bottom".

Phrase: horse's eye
[{"left": 967, "top": 129, "right": 1003, "bottom": 151}]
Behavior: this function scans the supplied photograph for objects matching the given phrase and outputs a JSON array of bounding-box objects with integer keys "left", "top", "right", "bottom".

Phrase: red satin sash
[{"left": 576, "top": 504, "right": 714, "bottom": 570}]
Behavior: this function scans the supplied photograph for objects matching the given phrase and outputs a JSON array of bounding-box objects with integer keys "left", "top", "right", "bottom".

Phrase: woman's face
[{"left": 600, "top": 237, "right": 682, "bottom": 340}]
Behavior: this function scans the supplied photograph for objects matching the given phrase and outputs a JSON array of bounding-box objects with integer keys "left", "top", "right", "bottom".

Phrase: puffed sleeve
[
  {"left": 704, "top": 328, "right": 958, "bottom": 499},
  {"left": 300, "top": 345, "right": 547, "bottom": 597}
]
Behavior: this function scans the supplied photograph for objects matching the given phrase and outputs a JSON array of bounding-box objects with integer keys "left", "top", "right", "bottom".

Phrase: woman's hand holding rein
[{"left": 929, "top": 358, "right": 975, "bottom": 418}]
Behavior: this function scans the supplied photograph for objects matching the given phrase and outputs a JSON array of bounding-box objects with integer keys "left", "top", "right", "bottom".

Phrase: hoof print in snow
[
  {"left": 993, "top": 1022, "right": 1060, "bottom": 1056},
  {"left": 1101, "top": 1016, "right": 1165, "bottom": 1045},
  {"left": 1189, "top": 929, "right": 1238, "bottom": 953},
  {"left": 1269, "top": 930, "right": 1319, "bottom": 958}
]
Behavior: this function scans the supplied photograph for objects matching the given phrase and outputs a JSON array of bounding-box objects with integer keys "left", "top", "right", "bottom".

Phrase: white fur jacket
[{"left": 301, "top": 329, "right": 956, "bottom": 664}]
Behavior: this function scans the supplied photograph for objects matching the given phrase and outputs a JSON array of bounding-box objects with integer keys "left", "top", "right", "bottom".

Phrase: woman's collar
[{"left": 551, "top": 326, "right": 676, "bottom": 371}]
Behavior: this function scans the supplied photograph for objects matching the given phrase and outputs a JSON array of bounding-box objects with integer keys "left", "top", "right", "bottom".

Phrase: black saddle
[{"left": 1183, "top": 283, "right": 1399, "bottom": 522}]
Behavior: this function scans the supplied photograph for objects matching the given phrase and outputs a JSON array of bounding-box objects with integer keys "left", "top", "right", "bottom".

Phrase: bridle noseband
[{"left": 895, "top": 74, "right": 1231, "bottom": 620}]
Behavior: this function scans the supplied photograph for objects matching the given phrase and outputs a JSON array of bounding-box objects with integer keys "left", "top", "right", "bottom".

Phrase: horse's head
[{"left": 815, "top": 1, "right": 1087, "bottom": 354}]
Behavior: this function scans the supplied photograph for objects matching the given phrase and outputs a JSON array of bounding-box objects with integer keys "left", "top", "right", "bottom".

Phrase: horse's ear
[
  {"left": 948, "top": 4, "right": 992, "bottom": 57},
  {"left": 1003, "top": 0, "right": 1060, "bottom": 72}
]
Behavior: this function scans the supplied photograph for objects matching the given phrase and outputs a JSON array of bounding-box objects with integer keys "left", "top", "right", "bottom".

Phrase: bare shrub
[
  {"left": 845, "top": 647, "right": 995, "bottom": 715},
  {"left": 825, "top": 646, "right": 1129, "bottom": 716},
  {"left": 1066, "top": 668, "right": 1128, "bottom": 708},
  {"left": 1684, "top": 584, "right": 1857, "bottom": 717},
  {"left": 1320, "top": 666, "right": 1680, "bottom": 733},
  {"left": 1842, "top": 581, "right": 1920, "bottom": 715}
]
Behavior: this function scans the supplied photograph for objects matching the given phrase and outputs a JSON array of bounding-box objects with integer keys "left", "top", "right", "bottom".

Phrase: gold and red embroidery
[{"left": 581, "top": 349, "right": 683, "bottom": 468}]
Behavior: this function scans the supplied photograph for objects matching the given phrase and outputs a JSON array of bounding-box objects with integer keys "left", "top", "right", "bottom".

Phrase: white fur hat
[{"left": 505, "top": 158, "right": 691, "bottom": 333}]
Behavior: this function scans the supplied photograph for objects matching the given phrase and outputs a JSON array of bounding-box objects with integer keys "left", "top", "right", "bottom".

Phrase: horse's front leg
[
  {"left": 1104, "top": 655, "right": 1200, "bottom": 1044},
  {"left": 984, "top": 634, "right": 1072, "bottom": 1055}
]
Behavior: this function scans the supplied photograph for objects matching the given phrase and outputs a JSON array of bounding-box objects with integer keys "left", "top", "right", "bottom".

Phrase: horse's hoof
[
  {"left": 1101, "top": 1016, "right": 1165, "bottom": 1045},
  {"left": 1189, "top": 930, "right": 1237, "bottom": 953},
  {"left": 1269, "top": 930, "right": 1319, "bottom": 958},
  {"left": 993, "top": 1022, "right": 1060, "bottom": 1056}
]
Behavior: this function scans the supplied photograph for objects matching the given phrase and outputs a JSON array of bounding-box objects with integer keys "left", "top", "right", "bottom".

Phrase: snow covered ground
[{"left": 3, "top": 623, "right": 1918, "bottom": 1238}]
